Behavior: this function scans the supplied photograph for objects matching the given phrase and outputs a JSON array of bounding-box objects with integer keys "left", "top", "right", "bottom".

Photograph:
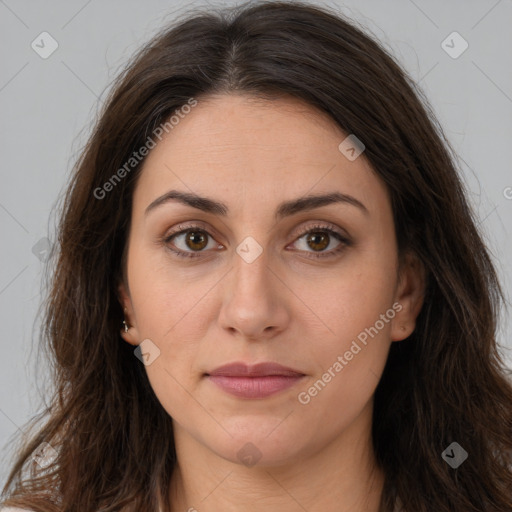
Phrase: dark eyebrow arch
[{"left": 144, "top": 189, "right": 369, "bottom": 219}]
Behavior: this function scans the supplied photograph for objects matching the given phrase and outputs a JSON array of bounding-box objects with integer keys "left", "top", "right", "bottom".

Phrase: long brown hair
[{"left": 2, "top": 2, "right": 511, "bottom": 511}]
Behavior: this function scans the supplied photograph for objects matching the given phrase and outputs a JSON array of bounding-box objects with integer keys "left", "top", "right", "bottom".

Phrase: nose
[{"left": 217, "top": 244, "right": 291, "bottom": 342}]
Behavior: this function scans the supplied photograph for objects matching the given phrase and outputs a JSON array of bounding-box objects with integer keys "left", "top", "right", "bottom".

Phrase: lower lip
[{"left": 207, "top": 375, "right": 304, "bottom": 399}]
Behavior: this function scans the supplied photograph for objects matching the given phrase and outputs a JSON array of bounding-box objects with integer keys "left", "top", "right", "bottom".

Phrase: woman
[{"left": 1, "top": 1, "right": 511, "bottom": 511}]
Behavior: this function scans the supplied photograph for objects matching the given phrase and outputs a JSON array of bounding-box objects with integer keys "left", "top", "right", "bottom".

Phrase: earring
[{"left": 122, "top": 319, "right": 129, "bottom": 332}]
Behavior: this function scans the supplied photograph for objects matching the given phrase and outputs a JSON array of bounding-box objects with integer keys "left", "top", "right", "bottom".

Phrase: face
[{"left": 118, "top": 93, "right": 424, "bottom": 467}]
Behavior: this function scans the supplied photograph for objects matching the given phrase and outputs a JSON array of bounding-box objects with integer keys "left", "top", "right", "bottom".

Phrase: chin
[{"left": 204, "top": 421, "right": 312, "bottom": 469}]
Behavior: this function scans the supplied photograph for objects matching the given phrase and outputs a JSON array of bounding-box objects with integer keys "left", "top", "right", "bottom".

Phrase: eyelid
[
  {"left": 164, "top": 219, "right": 347, "bottom": 241},
  {"left": 161, "top": 220, "right": 351, "bottom": 259},
  {"left": 289, "top": 220, "right": 348, "bottom": 240},
  {"left": 164, "top": 220, "right": 220, "bottom": 241}
]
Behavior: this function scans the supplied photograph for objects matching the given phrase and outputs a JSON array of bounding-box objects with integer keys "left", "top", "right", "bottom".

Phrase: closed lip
[
  {"left": 206, "top": 362, "right": 305, "bottom": 377},
  {"left": 206, "top": 361, "right": 306, "bottom": 399}
]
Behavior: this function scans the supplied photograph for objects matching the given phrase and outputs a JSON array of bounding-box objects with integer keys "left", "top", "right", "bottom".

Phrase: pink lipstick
[{"left": 206, "top": 362, "right": 305, "bottom": 399}]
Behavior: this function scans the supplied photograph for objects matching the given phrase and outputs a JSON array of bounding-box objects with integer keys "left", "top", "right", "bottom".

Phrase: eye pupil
[
  {"left": 307, "top": 231, "right": 329, "bottom": 251},
  {"left": 186, "top": 231, "right": 208, "bottom": 250}
]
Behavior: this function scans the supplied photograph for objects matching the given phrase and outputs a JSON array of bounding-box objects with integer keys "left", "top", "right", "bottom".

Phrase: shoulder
[{"left": 0, "top": 508, "right": 35, "bottom": 512}]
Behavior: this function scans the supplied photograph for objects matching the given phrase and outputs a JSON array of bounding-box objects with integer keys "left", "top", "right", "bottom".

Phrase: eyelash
[{"left": 161, "top": 222, "right": 351, "bottom": 260}]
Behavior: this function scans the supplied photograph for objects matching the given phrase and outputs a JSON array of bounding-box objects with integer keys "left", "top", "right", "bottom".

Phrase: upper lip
[{"left": 206, "top": 362, "right": 305, "bottom": 377}]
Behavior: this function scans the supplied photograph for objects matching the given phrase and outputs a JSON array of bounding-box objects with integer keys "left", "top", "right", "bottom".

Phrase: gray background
[{"left": 1, "top": 0, "right": 511, "bottom": 483}]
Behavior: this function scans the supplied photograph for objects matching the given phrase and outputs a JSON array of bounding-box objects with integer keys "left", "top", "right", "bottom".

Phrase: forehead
[{"left": 133, "top": 93, "right": 389, "bottom": 217}]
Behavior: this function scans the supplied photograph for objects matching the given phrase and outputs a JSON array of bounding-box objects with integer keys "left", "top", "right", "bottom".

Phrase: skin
[{"left": 118, "top": 94, "right": 425, "bottom": 512}]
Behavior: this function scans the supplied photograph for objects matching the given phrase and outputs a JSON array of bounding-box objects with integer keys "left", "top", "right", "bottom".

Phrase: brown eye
[
  {"left": 290, "top": 224, "right": 350, "bottom": 259},
  {"left": 184, "top": 230, "right": 208, "bottom": 251},
  {"left": 305, "top": 231, "right": 330, "bottom": 252},
  {"left": 163, "top": 225, "right": 221, "bottom": 259}
]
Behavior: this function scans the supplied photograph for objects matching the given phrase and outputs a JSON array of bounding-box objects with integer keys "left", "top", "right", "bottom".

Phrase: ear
[
  {"left": 390, "top": 251, "right": 426, "bottom": 341},
  {"left": 117, "top": 280, "right": 140, "bottom": 346}
]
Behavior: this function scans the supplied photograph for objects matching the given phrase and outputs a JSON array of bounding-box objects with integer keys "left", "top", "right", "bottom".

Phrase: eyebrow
[{"left": 144, "top": 189, "right": 369, "bottom": 219}]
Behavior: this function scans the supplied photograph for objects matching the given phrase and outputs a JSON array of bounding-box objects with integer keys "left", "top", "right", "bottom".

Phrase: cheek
[
  {"left": 127, "top": 240, "right": 209, "bottom": 335},
  {"left": 300, "top": 251, "right": 397, "bottom": 343},
  {"left": 296, "top": 317, "right": 392, "bottom": 428},
  {"left": 293, "top": 255, "right": 396, "bottom": 415},
  {"left": 126, "top": 246, "right": 212, "bottom": 397},
  {"left": 128, "top": 272, "right": 209, "bottom": 423}
]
